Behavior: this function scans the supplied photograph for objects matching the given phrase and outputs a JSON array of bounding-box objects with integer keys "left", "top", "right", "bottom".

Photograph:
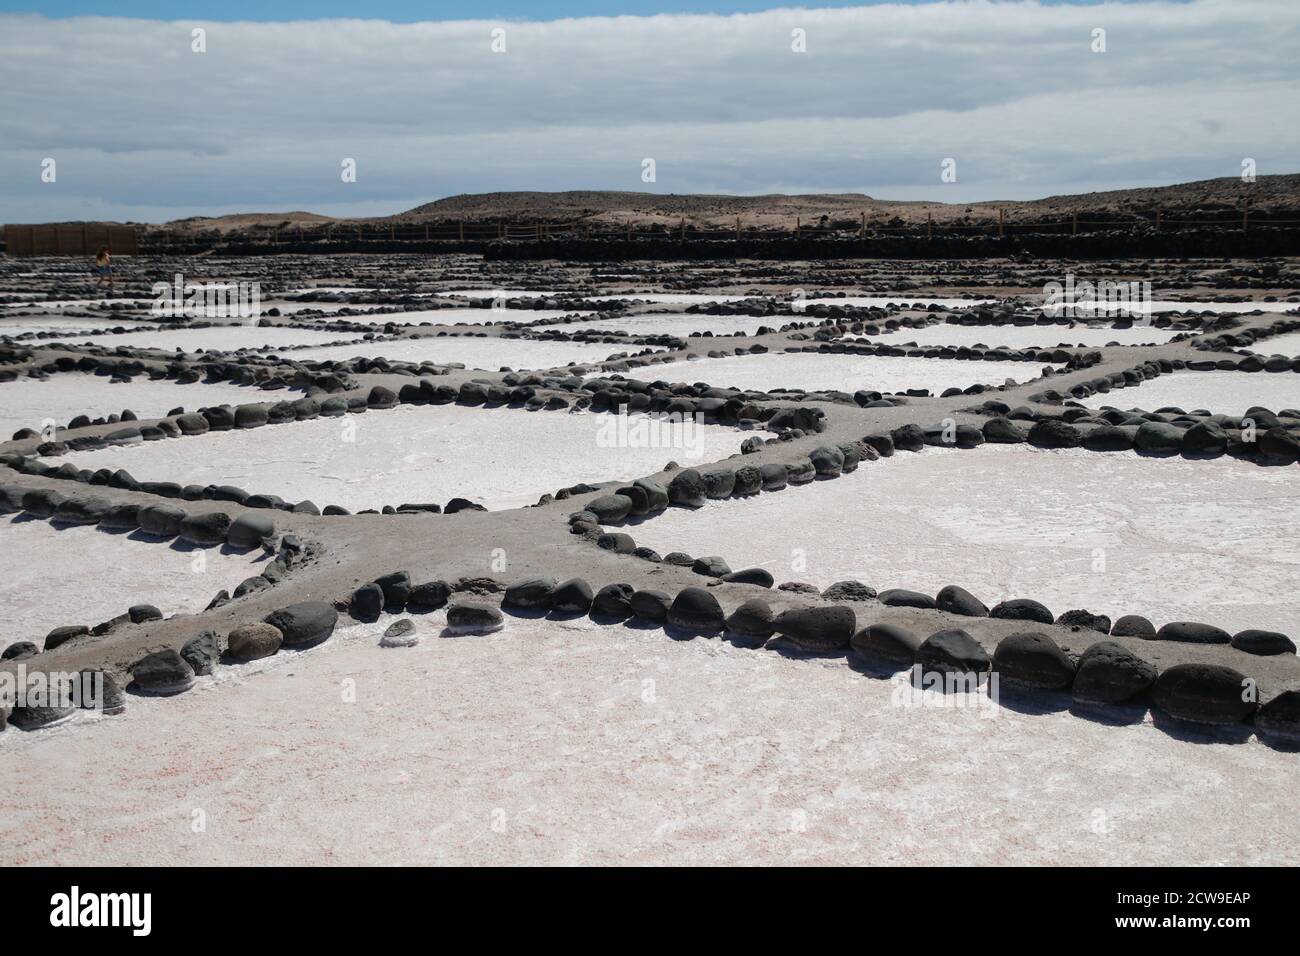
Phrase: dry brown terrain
[{"left": 140, "top": 174, "right": 1300, "bottom": 236}]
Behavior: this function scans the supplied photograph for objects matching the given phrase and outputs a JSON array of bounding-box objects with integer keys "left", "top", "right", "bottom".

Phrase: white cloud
[{"left": 0, "top": 1, "right": 1296, "bottom": 221}]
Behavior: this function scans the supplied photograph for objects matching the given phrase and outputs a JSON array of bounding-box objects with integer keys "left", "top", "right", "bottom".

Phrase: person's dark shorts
[{"left": 93, "top": 265, "right": 111, "bottom": 276}]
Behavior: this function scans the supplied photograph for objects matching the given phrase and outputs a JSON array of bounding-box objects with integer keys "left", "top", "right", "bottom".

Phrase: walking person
[{"left": 92, "top": 246, "right": 114, "bottom": 295}]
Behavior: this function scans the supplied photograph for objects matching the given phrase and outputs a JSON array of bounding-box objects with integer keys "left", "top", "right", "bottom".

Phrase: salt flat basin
[
  {"left": 1253, "top": 331, "right": 1300, "bottom": 356},
  {"left": 0, "top": 517, "right": 263, "bottom": 654},
  {"left": 285, "top": 335, "right": 663, "bottom": 370},
  {"left": 558, "top": 313, "right": 777, "bottom": 337},
  {"left": 798, "top": 296, "right": 997, "bottom": 310},
  {"left": 50, "top": 404, "right": 743, "bottom": 512},
  {"left": 0, "top": 375, "right": 275, "bottom": 440},
  {"left": 1080, "top": 371, "right": 1300, "bottom": 417},
  {"left": 45, "top": 325, "right": 357, "bottom": 352},
  {"left": 2, "top": 610, "right": 1296, "bottom": 865},
  {"left": 1, "top": 315, "right": 151, "bottom": 337},
  {"left": 329, "top": 307, "right": 595, "bottom": 327},
  {"left": 860, "top": 322, "right": 1178, "bottom": 349},
  {"left": 635, "top": 352, "right": 1056, "bottom": 393},
  {"left": 629, "top": 445, "right": 1300, "bottom": 636}
]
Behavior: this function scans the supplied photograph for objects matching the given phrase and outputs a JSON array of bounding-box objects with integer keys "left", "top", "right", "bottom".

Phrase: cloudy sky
[{"left": 1, "top": 0, "right": 1296, "bottom": 223}]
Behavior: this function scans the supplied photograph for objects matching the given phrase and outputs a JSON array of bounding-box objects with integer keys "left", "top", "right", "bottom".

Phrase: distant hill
[
  {"left": 390, "top": 175, "right": 1300, "bottom": 228},
  {"left": 147, "top": 174, "right": 1300, "bottom": 233},
  {"left": 162, "top": 211, "right": 337, "bottom": 233}
]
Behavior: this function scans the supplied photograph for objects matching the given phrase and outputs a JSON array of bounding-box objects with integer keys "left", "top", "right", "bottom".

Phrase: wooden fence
[{"left": 2, "top": 223, "right": 139, "bottom": 257}]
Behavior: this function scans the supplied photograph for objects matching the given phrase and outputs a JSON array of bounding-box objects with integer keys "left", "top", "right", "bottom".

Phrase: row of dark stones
[
  {"left": 582, "top": 343, "right": 1097, "bottom": 412},
  {"left": 1194, "top": 317, "right": 1300, "bottom": 357},
  {"left": 353, "top": 575, "right": 1296, "bottom": 735},
  {"left": 1028, "top": 358, "right": 1300, "bottom": 415},
  {"left": 8, "top": 371, "right": 756, "bottom": 517},
  {"left": 0, "top": 487, "right": 285, "bottom": 620},
  {"left": 0, "top": 599, "right": 337, "bottom": 731},
  {"left": 572, "top": 429, "right": 1295, "bottom": 660},
  {"left": 966, "top": 395, "right": 1300, "bottom": 461}
]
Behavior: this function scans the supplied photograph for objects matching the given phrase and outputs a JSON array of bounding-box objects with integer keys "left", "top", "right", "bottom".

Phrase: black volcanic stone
[
  {"left": 1071, "top": 641, "right": 1156, "bottom": 704},
  {"left": 992, "top": 632, "right": 1075, "bottom": 689},
  {"left": 1027, "top": 419, "right": 1082, "bottom": 448},
  {"left": 990, "top": 598, "right": 1054, "bottom": 625},
  {"left": 591, "top": 583, "right": 635, "bottom": 619},
  {"left": 180, "top": 630, "right": 219, "bottom": 676},
  {"left": 1056, "top": 609, "right": 1111, "bottom": 633},
  {"left": 821, "top": 580, "right": 876, "bottom": 602},
  {"left": 667, "top": 587, "right": 725, "bottom": 632},
  {"left": 549, "top": 578, "right": 594, "bottom": 614},
  {"left": 1230, "top": 629, "right": 1296, "bottom": 656},
  {"left": 878, "top": 588, "right": 936, "bottom": 609},
  {"left": 130, "top": 648, "right": 195, "bottom": 695},
  {"left": 725, "top": 598, "right": 775, "bottom": 639},
  {"left": 504, "top": 577, "right": 557, "bottom": 610},
  {"left": 630, "top": 589, "right": 672, "bottom": 623},
  {"left": 936, "top": 584, "right": 988, "bottom": 617},
  {"left": 720, "top": 567, "right": 774, "bottom": 587},
  {"left": 850, "top": 622, "right": 920, "bottom": 663},
  {"left": 350, "top": 583, "right": 384, "bottom": 620},
  {"left": 1153, "top": 663, "right": 1257, "bottom": 725},
  {"left": 1111, "top": 614, "right": 1156, "bottom": 638},
  {"left": 408, "top": 580, "right": 451, "bottom": 610},
  {"left": 1156, "top": 621, "right": 1231, "bottom": 644},
  {"left": 446, "top": 602, "right": 504, "bottom": 633},
  {"left": 916, "top": 628, "right": 990, "bottom": 676},
  {"left": 772, "top": 605, "right": 855, "bottom": 651},
  {"left": 264, "top": 601, "right": 338, "bottom": 648}
]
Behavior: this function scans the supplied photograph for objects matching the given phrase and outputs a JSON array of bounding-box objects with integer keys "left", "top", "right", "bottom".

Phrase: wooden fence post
[
  {"left": 626, "top": 222, "right": 632, "bottom": 242},
  {"left": 459, "top": 221, "right": 465, "bottom": 241},
  {"left": 1072, "top": 212, "right": 1078, "bottom": 235},
  {"left": 1243, "top": 201, "right": 1249, "bottom": 232},
  {"left": 736, "top": 217, "right": 741, "bottom": 241},
  {"left": 680, "top": 218, "right": 686, "bottom": 240},
  {"left": 860, "top": 212, "right": 865, "bottom": 238},
  {"left": 998, "top": 208, "right": 1005, "bottom": 238},
  {"left": 1154, "top": 210, "right": 1161, "bottom": 231},
  {"left": 927, "top": 212, "right": 933, "bottom": 240}
]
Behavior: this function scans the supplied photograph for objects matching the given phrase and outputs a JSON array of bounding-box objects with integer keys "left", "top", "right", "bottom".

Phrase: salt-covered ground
[
  {"left": 558, "top": 313, "right": 777, "bottom": 337},
  {"left": 44, "top": 324, "right": 357, "bottom": 352},
  {"left": 1253, "top": 331, "right": 1300, "bottom": 356},
  {"left": 0, "top": 375, "right": 278, "bottom": 439},
  {"left": 50, "top": 404, "right": 743, "bottom": 512},
  {"left": 33, "top": 298, "right": 153, "bottom": 309},
  {"left": 628, "top": 445, "right": 1300, "bottom": 636},
  {"left": 338, "top": 307, "right": 594, "bottom": 326},
  {"left": 2, "top": 610, "right": 1295, "bottom": 866},
  {"left": 638, "top": 352, "right": 1056, "bottom": 393},
  {"left": 286, "top": 335, "right": 663, "bottom": 370},
  {"left": 861, "top": 323, "right": 1179, "bottom": 349},
  {"left": 1081, "top": 371, "right": 1300, "bottom": 416},
  {"left": 1143, "top": 300, "right": 1296, "bottom": 314},
  {"left": 0, "top": 314, "right": 150, "bottom": 337},
  {"left": 0, "top": 517, "right": 265, "bottom": 654}
]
